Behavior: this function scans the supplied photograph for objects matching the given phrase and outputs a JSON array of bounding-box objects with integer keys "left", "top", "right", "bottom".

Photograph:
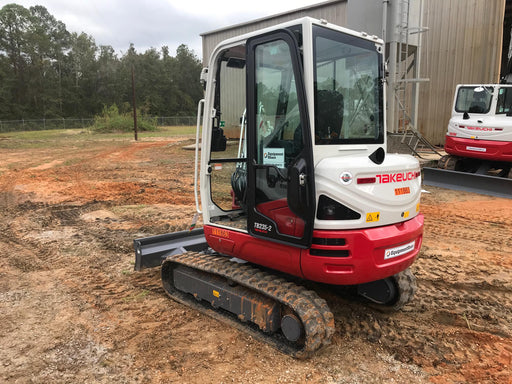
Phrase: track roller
[{"left": 281, "top": 313, "right": 303, "bottom": 342}]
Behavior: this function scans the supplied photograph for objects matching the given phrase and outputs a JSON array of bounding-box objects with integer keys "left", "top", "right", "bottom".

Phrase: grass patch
[
  {"left": 0, "top": 126, "right": 196, "bottom": 150},
  {"left": 110, "top": 204, "right": 148, "bottom": 214},
  {"left": 123, "top": 290, "right": 150, "bottom": 302},
  {"left": 92, "top": 104, "right": 157, "bottom": 133},
  {"left": 62, "top": 158, "right": 84, "bottom": 166}
]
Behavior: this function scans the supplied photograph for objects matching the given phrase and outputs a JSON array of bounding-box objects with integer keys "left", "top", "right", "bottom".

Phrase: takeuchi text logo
[{"left": 376, "top": 171, "right": 420, "bottom": 184}]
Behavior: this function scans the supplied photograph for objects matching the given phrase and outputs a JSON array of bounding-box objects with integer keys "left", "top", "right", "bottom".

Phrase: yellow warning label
[
  {"left": 366, "top": 212, "right": 380, "bottom": 222},
  {"left": 212, "top": 290, "right": 220, "bottom": 298}
]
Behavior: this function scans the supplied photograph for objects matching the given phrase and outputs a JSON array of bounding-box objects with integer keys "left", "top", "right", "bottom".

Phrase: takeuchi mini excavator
[
  {"left": 134, "top": 17, "right": 424, "bottom": 357},
  {"left": 439, "top": 84, "right": 512, "bottom": 178}
]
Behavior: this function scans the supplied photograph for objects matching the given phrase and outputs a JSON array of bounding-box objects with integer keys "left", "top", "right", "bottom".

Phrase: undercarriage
[{"left": 150, "top": 246, "right": 417, "bottom": 357}]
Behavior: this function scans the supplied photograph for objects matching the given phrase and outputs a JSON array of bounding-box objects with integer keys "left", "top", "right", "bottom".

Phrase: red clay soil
[{"left": 0, "top": 135, "right": 510, "bottom": 383}]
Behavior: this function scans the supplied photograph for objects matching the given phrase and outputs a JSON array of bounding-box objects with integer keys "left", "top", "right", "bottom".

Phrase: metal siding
[
  {"left": 200, "top": 0, "right": 506, "bottom": 146},
  {"left": 220, "top": 65, "right": 245, "bottom": 138},
  {"left": 201, "top": 2, "right": 347, "bottom": 66},
  {"left": 418, "top": 0, "right": 505, "bottom": 145},
  {"left": 345, "top": 0, "right": 384, "bottom": 38}
]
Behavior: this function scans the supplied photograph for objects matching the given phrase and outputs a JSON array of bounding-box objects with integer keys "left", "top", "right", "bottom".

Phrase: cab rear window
[{"left": 454, "top": 86, "right": 493, "bottom": 114}]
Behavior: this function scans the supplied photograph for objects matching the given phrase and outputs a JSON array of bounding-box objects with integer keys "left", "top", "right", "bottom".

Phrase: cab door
[{"left": 246, "top": 30, "right": 315, "bottom": 248}]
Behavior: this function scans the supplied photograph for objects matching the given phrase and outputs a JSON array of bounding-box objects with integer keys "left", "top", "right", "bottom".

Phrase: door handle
[{"left": 299, "top": 173, "right": 306, "bottom": 186}]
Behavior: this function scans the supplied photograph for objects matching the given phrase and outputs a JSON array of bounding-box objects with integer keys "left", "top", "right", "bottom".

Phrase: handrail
[
  {"left": 194, "top": 99, "right": 204, "bottom": 214},
  {"left": 237, "top": 109, "right": 246, "bottom": 159}
]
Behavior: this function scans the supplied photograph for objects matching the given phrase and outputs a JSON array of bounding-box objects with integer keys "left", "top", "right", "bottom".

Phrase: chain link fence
[
  {"left": 0, "top": 118, "right": 94, "bottom": 133},
  {"left": 156, "top": 116, "right": 196, "bottom": 126},
  {"left": 0, "top": 116, "right": 196, "bottom": 133}
]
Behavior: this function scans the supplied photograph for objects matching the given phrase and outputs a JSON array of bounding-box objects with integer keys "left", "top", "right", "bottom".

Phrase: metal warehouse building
[{"left": 201, "top": 0, "right": 509, "bottom": 146}]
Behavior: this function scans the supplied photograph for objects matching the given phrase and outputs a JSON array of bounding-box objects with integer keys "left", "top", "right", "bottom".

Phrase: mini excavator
[
  {"left": 134, "top": 17, "right": 423, "bottom": 358},
  {"left": 439, "top": 84, "right": 512, "bottom": 178}
]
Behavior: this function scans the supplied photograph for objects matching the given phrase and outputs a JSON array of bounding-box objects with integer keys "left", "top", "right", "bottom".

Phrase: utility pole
[{"left": 132, "top": 64, "right": 138, "bottom": 141}]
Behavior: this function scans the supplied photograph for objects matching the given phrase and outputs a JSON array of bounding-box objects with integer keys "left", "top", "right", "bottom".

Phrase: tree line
[{"left": 0, "top": 3, "right": 204, "bottom": 120}]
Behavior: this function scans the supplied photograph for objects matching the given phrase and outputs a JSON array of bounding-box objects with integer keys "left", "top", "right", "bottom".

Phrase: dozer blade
[{"left": 133, "top": 228, "right": 208, "bottom": 270}]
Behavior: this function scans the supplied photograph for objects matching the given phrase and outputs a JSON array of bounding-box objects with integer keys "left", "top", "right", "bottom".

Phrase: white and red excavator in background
[{"left": 439, "top": 84, "right": 512, "bottom": 178}]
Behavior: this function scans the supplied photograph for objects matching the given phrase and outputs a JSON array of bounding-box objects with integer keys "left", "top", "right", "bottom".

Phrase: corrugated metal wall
[
  {"left": 201, "top": 1, "right": 347, "bottom": 66},
  {"left": 418, "top": 0, "right": 505, "bottom": 144},
  {"left": 201, "top": 0, "right": 506, "bottom": 145}
]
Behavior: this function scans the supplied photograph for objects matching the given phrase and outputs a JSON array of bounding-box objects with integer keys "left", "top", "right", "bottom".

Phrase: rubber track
[
  {"left": 391, "top": 268, "right": 417, "bottom": 310},
  {"left": 161, "top": 252, "right": 335, "bottom": 358}
]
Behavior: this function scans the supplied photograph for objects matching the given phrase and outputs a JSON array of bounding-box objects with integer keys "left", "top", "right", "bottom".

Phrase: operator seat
[
  {"left": 231, "top": 164, "right": 247, "bottom": 209},
  {"left": 468, "top": 93, "right": 488, "bottom": 113},
  {"left": 315, "top": 89, "right": 344, "bottom": 143}
]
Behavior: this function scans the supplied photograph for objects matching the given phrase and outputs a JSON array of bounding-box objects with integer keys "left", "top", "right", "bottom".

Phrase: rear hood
[
  {"left": 314, "top": 153, "right": 421, "bottom": 230},
  {"left": 448, "top": 115, "right": 512, "bottom": 141}
]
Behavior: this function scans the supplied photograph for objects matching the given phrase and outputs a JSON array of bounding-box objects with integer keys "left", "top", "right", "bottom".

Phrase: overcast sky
[{"left": 9, "top": 0, "right": 325, "bottom": 58}]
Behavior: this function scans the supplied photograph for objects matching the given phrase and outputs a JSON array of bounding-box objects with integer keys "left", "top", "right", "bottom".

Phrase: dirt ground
[{"left": 0, "top": 132, "right": 511, "bottom": 384}]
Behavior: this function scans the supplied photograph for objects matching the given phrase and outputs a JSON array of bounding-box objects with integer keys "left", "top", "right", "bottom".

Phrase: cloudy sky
[{"left": 9, "top": 0, "right": 325, "bottom": 58}]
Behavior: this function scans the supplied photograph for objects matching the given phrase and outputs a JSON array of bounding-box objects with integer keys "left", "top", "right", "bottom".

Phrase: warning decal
[
  {"left": 212, "top": 227, "right": 230, "bottom": 238},
  {"left": 395, "top": 187, "right": 410, "bottom": 196},
  {"left": 366, "top": 212, "right": 380, "bottom": 222}
]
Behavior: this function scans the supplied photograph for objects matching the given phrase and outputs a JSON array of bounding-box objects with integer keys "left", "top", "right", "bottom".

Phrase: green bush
[{"left": 92, "top": 104, "right": 157, "bottom": 133}]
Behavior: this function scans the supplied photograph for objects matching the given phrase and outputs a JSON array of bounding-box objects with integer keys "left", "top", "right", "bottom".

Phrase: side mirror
[{"left": 200, "top": 67, "right": 208, "bottom": 91}]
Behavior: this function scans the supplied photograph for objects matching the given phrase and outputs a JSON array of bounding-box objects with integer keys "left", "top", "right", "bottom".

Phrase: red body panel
[
  {"left": 445, "top": 135, "right": 512, "bottom": 162},
  {"left": 256, "top": 199, "right": 304, "bottom": 237},
  {"left": 203, "top": 213, "right": 424, "bottom": 286},
  {"left": 302, "top": 214, "right": 423, "bottom": 285},
  {"left": 204, "top": 225, "right": 303, "bottom": 277}
]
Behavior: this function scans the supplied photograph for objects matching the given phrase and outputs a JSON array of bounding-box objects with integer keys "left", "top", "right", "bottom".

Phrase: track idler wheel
[{"left": 357, "top": 268, "right": 417, "bottom": 312}]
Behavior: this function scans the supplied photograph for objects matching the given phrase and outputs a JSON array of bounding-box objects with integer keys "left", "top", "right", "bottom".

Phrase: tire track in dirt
[
  {"left": 328, "top": 280, "right": 511, "bottom": 383},
  {"left": 2, "top": 139, "right": 511, "bottom": 383}
]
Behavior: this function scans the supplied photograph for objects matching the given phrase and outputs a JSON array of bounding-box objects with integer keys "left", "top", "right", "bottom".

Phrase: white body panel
[{"left": 315, "top": 153, "right": 421, "bottom": 229}]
